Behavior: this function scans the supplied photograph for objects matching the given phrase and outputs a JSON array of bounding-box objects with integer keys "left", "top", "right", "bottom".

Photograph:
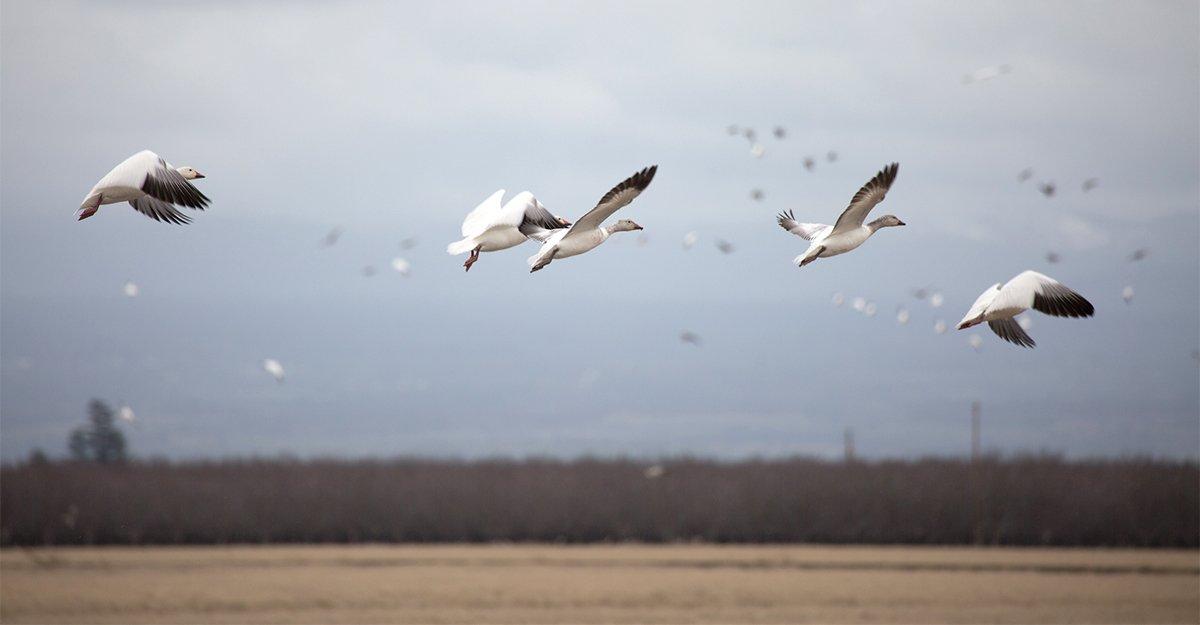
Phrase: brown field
[{"left": 1, "top": 545, "right": 1197, "bottom": 624}]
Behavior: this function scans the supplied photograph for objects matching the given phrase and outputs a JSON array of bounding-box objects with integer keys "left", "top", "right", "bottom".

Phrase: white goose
[
  {"left": 78, "top": 150, "right": 209, "bottom": 224},
  {"left": 447, "top": 189, "right": 568, "bottom": 271},
  {"left": 776, "top": 163, "right": 904, "bottom": 267},
  {"left": 525, "top": 166, "right": 657, "bottom": 273},
  {"left": 957, "top": 270, "right": 1095, "bottom": 348}
]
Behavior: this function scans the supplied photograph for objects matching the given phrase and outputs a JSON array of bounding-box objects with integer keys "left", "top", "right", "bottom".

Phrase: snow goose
[
  {"left": 447, "top": 189, "right": 568, "bottom": 272},
  {"left": 776, "top": 162, "right": 904, "bottom": 268},
  {"left": 957, "top": 270, "right": 1095, "bottom": 348},
  {"left": 526, "top": 166, "right": 657, "bottom": 273},
  {"left": 78, "top": 150, "right": 208, "bottom": 224}
]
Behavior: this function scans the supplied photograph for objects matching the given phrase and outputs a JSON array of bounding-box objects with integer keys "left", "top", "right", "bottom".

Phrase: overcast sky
[{"left": 2, "top": 1, "right": 1197, "bottom": 462}]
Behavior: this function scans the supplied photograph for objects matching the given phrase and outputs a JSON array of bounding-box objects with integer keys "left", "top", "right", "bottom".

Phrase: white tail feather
[{"left": 446, "top": 238, "right": 477, "bottom": 255}]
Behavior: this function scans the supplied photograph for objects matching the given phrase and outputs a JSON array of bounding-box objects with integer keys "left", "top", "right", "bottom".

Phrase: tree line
[{"left": 2, "top": 454, "right": 1195, "bottom": 547}]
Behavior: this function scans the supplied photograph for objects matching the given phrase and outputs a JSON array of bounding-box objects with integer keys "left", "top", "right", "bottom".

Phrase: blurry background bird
[{"left": 262, "top": 359, "right": 285, "bottom": 383}]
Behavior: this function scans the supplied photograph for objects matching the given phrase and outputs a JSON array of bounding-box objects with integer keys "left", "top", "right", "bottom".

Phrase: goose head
[
  {"left": 869, "top": 215, "right": 905, "bottom": 231},
  {"left": 609, "top": 219, "right": 643, "bottom": 233},
  {"left": 176, "top": 166, "right": 206, "bottom": 180}
]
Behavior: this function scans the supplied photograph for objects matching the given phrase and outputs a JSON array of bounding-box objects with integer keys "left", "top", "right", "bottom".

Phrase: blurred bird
[
  {"left": 1122, "top": 285, "right": 1134, "bottom": 304},
  {"left": 826, "top": 151, "right": 839, "bottom": 163},
  {"left": 715, "top": 239, "right": 735, "bottom": 254},
  {"left": 526, "top": 166, "right": 656, "bottom": 272},
  {"left": 968, "top": 334, "right": 984, "bottom": 352},
  {"left": 118, "top": 405, "right": 136, "bottom": 423},
  {"left": 77, "top": 150, "right": 209, "bottom": 224},
  {"left": 911, "top": 286, "right": 932, "bottom": 300},
  {"left": 750, "top": 144, "right": 765, "bottom": 158},
  {"left": 726, "top": 124, "right": 740, "bottom": 136},
  {"left": 1081, "top": 178, "right": 1099, "bottom": 192},
  {"left": 644, "top": 464, "right": 666, "bottom": 479},
  {"left": 934, "top": 319, "right": 948, "bottom": 334},
  {"left": 962, "top": 64, "right": 1012, "bottom": 84},
  {"left": 803, "top": 156, "right": 815, "bottom": 171},
  {"left": 390, "top": 257, "right": 411, "bottom": 277},
  {"left": 362, "top": 265, "right": 377, "bottom": 277},
  {"left": 1017, "top": 168, "right": 1034, "bottom": 183},
  {"left": 262, "top": 359, "right": 285, "bottom": 383},
  {"left": 863, "top": 302, "right": 878, "bottom": 317},
  {"left": 122, "top": 281, "right": 139, "bottom": 298},
  {"left": 750, "top": 189, "right": 764, "bottom": 201},
  {"left": 957, "top": 270, "right": 1095, "bottom": 348},
  {"left": 742, "top": 127, "right": 757, "bottom": 142},
  {"left": 930, "top": 293, "right": 945, "bottom": 308},
  {"left": 321, "top": 227, "right": 343, "bottom": 247},
  {"left": 679, "top": 331, "right": 702, "bottom": 346},
  {"left": 773, "top": 126, "right": 787, "bottom": 139},
  {"left": 449, "top": 190, "right": 570, "bottom": 272},
  {"left": 852, "top": 297, "right": 867, "bottom": 312},
  {"left": 896, "top": 307, "right": 910, "bottom": 325},
  {"left": 1128, "top": 248, "right": 1149, "bottom": 262},
  {"left": 1045, "top": 251, "right": 1061, "bottom": 264},
  {"left": 831, "top": 292, "right": 845, "bottom": 307},
  {"left": 682, "top": 231, "right": 699, "bottom": 250},
  {"left": 777, "top": 163, "right": 904, "bottom": 268},
  {"left": 1038, "top": 182, "right": 1056, "bottom": 198},
  {"left": 399, "top": 237, "right": 419, "bottom": 250}
]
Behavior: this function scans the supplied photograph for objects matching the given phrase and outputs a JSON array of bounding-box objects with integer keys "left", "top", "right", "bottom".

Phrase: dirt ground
[{"left": 1, "top": 544, "right": 1197, "bottom": 624}]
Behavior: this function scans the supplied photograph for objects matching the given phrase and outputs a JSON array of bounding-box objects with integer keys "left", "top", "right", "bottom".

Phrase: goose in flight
[
  {"left": 957, "top": 270, "right": 1094, "bottom": 348},
  {"left": 447, "top": 189, "right": 569, "bottom": 272},
  {"left": 776, "top": 163, "right": 904, "bottom": 267},
  {"left": 78, "top": 150, "right": 209, "bottom": 224},
  {"left": 525, "top": 166, "right": 657, "bottom": 273}
]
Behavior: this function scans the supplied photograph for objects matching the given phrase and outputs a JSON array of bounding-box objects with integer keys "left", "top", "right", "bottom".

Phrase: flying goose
[
  {"left": 447, "top": 189, "right": 569, "bottom": 272},
  {"left": 957, "top": 270, "right": 1095, "bottom": 348},
  {"left": 776, "top": 162, "right": 904, "bottom": 267},
  {"left": 78, "top": 150, "right": 209, "bottom": 224},
  {"left": 525, "top": 166, "right": 657, "bottom": 273}
]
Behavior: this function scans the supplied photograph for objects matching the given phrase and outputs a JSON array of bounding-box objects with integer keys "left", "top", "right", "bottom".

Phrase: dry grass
[{"left": 2, "top": 545, "right": 1197, "bottom": 624}]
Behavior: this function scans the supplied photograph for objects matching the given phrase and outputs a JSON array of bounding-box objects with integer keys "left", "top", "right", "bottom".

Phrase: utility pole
[
  {"left": 844, "top": 427, "right": 856, "bottom": 463},
  {"left": 970, "top": 401, "right": 981, "bottom": 462}
]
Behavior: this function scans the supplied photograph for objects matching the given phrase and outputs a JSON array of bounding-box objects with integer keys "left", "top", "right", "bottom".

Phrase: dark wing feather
[
  {"left": 566, "top": 165, "right": 657, "bottom": 235},
  {"left": 1032, "top": 283, "right": 1095, "bottom": 318},
  {"left": 988, "top": 319, "right": 1036, "bottom": 348},
  {"left": 830, "top": 162, "right": 898, "bottom": 235},
  {"left": 141, "top": 158, "right": 209, "bottom": 209},
  {"left": 128, "top": 197, "right": 192, "bottom": 225}
]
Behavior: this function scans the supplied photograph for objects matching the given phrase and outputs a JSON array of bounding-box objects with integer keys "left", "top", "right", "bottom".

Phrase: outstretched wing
[
  {"left": 830, "top": 163, "right": 898, "bottom": 235},
  {"left": 776, "top": 210, "right": 830, "bottom": 241},
  {"left": 988, "top": 318, "right": 1036, "bottom": 348},
  {"left": 565, "top": 165, "right": 657, "bottom": 236},
  {"left": 995, "top": 270, "right": 1095, "bottom": 318},
  {"left": 129, "top": 197, "right": 192, "bottom": 225},
  {"left": 141, "top": 155, "right": 209, "bottom": 209}
]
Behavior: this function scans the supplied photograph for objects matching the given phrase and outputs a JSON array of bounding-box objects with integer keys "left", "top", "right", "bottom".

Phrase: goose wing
[
  {"left": 565, "top": 166, "right": 657, "bottom": 237},
  {"left": 988, "top": 318, "right": 1036, "bottom": 348},
  {"left": 129, "top": 197, "right": 192, "bottom": 225},
  {"left": 776, "top": 210, "right": 829, "bottom": 241},
  {"left": 995, "top": 270, "right": 1095, "bottom": 318},
  {"left": 139, "top": 153, "right": 209, "bottom": 209},
  {"left": 830, "top": 163, "right": 898, "bottom": 236},
  {"left": 460, "top": 189, "right": 506, "bottom": 238}
]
